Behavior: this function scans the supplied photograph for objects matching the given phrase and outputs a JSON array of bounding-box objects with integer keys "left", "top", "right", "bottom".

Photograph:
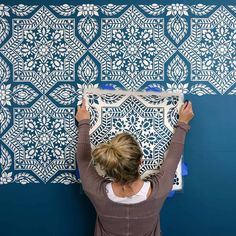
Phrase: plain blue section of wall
[
  {"left": 0, "top": 184, "right": 97, "bottom": 236},
  {"left": 161, "top": 95, "right": 236, "bottom": 236}
]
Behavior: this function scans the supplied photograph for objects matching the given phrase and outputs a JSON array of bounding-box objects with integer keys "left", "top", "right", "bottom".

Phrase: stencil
[{"left": 84, "top": 88, "right": 184, "bottom": 190}]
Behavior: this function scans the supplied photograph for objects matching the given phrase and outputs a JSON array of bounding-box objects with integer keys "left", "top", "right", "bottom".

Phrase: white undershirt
[{"left": 105, "top": 181, "right": 151, "bottom": 204}]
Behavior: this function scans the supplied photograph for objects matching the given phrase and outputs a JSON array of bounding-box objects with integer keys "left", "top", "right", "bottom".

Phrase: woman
[{"left": 76, "top": 98, "right": 194, "bottom": 236}]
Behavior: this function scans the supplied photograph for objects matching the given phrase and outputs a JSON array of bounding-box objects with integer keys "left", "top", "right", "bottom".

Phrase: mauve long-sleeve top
[{"left": 77, "top": 119, "right": 190, "bottom": 236}]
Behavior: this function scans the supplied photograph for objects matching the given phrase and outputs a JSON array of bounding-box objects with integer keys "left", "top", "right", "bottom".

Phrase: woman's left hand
[
  {"left": 75, "top": 98, "right": 90, "bottom": 122},
  {"left": 178, "top": 100, "right": 194, "bottom": 124}
]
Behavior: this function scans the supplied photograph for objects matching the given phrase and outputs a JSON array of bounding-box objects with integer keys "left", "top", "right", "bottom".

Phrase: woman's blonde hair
[{"left": 92, "top": 133, "right": 143, "bottom": 185}]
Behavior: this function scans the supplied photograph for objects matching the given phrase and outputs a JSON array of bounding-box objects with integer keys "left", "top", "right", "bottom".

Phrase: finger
[
  {"left": 81, "top": 98, "right": 86, "bottom": 108},
  {"left": 187, "top": 102, "right": 193, "bottom": 112},
  {"left": 183, "top": 99, "right": 189, "bottom": 108},
  {"left": 179, "top": 104, "right": 185, "bottom": 114},
  {"left": 77, "top": 99, "right": 85, "bottom": 108},
  {"left": 182, "top": 100, "right": 189, "bottom": 109},
  {"left": 184, "top": 100, "right": 192, "bottom": 110},
  {"left": 180, "top": 103, "right": 185, "bottom": 112}
]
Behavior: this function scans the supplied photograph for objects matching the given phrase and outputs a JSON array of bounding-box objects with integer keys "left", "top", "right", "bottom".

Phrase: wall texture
[{"left": 1, "top": 0, "right": 236, "bottom": 235}]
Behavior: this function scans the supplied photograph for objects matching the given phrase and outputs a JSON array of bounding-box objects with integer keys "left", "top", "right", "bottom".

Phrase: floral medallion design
[
  {"left": 89, "top": 6, "right": 176, "bottom": 90},
  {"left": 0, "top": 6, "right": 86, "bottom": 93},
  {"left": 0, "top": 57, "right": 39, "bottom": 135},
  {"left": 2, "top": 97, "right": 77, "bottom": 183},
  {"left": 180, "top": 6, "right": 236, "bottom": 94},
  {"left": 85, "top": 89, "right": 183, "bottom": 190}
]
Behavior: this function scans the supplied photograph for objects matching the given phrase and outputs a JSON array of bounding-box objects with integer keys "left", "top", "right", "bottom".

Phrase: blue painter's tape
[
  {"left": 167, "top": 190, "right": 176, "bottom": 198},
  {"left": 76, "top": 167, "right": 80, "bottom": 179},
  {"left": 99, "top": 84, "right": 116, "bottom": 90},
  {"left": 182, "top": 162, "right": 188, "bottom": 176},
  {"left": 145, "top": 86, "right": 162, "bottom": 92}
]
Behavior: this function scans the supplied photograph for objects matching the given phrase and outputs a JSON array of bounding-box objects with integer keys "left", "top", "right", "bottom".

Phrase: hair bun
[{"left": 92, "top": 133, "right": 143, "bottom": 184}]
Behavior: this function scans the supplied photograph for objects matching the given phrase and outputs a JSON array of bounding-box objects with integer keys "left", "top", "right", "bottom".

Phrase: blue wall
[
  {"left": 1, "top": 0, "right": 236, "bottom": 235},
  {"left": 0, "top": 184, "right": 96, "bottom": 235},
  {"left": 162, "top": 95, "right": 236, "bottom": 236}
]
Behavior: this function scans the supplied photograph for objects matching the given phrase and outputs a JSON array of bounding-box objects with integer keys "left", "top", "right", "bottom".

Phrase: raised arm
[
  {"left": 155, "top": 101, "right": 194, "bottom": 198},
  {"left": 76, "top": 99, "right": 104, "bottom": 193}
]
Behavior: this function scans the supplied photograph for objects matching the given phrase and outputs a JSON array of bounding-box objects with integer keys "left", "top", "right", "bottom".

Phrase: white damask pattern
[
  {"left": 0, "top": 3, "right": 234, "bottom": 185},
  {"left": 84, "top": 89, "right": 183, "bottom": 190},
  {"left": 89, "top": 6, "right": 176, "bottom": 89},
  {"left": 0, "top": 57, "right": 39, "bottom": 134},
  {"left": 2, "top": 96, "right": 77, "bottom": 183},
  {"left": 0, "top": 6, "right": 86, "bottom": 93},
  {"left": 180, "top": 6, "right": 236, "bottom": 95}
]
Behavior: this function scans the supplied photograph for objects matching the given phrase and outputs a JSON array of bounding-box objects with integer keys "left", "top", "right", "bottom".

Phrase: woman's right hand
[
  {"left": 178, "top": 101, "right": 194, "bottom": 124},
  {"left": 75, "top": 98, "right": 90, "bottom": 122}
]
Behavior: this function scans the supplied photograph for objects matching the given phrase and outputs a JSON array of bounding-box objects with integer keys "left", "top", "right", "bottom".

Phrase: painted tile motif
[{"left": 0, "top": 4, "right": 232, "bottom": 185}]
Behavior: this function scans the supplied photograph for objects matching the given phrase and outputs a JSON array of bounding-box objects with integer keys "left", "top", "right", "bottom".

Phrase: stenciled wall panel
[
  {"left": 1, "top": 3, "right": 236, "bottom": 184},
  {"left": 1, "top": 3, "right": 236, "bottom": 235}
]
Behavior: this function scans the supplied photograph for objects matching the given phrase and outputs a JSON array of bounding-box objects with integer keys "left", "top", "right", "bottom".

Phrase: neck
[{"left": 113, "top": 177, "right": 143, "bottom": 197}]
